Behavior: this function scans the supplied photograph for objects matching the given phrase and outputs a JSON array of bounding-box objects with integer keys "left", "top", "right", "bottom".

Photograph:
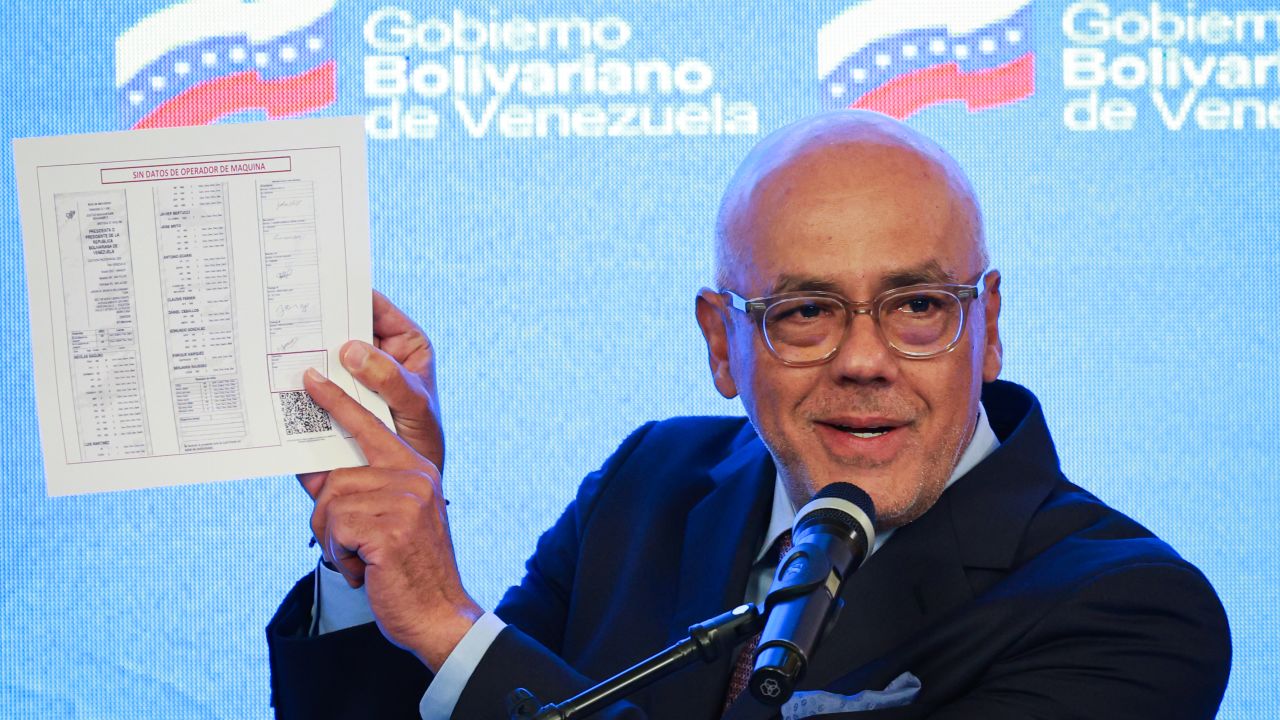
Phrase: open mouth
[{"left": 825, "top": 423, "right": 895, "bottom": 439}]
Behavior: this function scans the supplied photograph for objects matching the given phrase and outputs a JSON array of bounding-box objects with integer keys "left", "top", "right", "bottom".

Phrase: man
[{"left": 267, "top": 110, "right": 1231, "bottom": 719}]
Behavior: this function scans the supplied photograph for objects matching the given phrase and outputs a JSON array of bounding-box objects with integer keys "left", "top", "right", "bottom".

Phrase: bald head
[{"left": 714, "top": 110, "right": 987, "bottom": 289}]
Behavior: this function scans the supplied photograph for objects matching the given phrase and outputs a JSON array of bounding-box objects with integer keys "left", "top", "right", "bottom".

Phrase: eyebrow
[
  {"left": 768, "top": 261, "right": 960, "bottom": 296},
  {"left": 881, "top": 260, "right": 958, "bottom": 287},
  {"left": 770, "top": 275, "right": 844, "bottom": 294}
]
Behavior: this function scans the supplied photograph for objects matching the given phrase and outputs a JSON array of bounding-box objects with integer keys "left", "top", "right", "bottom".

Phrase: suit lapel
[
  {"left": 801, "top": 488, "right": 973, "bottom": 692},
  {"left": 669, "top": 436, "right": 775, "bottom": 641},
  {"left": 649, "top": 435, "right": 774, "bottom": 720}
]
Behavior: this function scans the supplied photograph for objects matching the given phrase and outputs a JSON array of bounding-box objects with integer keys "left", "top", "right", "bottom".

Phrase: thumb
[{"left": 340, "top": 340, "right": 444, "bottom": 468}]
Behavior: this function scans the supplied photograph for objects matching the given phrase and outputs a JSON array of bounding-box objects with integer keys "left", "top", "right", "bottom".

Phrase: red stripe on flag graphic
[
  {"left": 134, "top": 60, "right": 336, "bottom": 129},
  {"left": 850, "top": 52, "right": 1034, "bottom": 119}
]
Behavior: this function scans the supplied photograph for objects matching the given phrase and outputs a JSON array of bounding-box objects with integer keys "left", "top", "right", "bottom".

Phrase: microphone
[{"left": 748, "top": 482, "right": 876, "bottom": 706}]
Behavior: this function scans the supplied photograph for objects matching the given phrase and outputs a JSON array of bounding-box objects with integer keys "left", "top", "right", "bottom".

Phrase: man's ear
[
  {"left": 980, "top": 270, "right": 1003, "bottom": 384},
  {"left": 695, "top": 288, "right": 739, "bottom": 399}
]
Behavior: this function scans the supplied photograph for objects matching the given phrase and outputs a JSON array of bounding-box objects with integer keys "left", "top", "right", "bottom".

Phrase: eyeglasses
[{"left": 721, "top": 273, "right": 989, "bottom": 366}]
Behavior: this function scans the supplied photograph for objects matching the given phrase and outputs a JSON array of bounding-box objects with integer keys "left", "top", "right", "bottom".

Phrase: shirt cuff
[
  {"left": 314, "top": 558, "right": 376, "bottom": 635},
  {"left": 419, "top": 612, "right": 507, "bottom": 719}
]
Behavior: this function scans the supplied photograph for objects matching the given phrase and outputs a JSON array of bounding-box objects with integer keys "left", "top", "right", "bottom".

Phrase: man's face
[{"left": 698, "top": 141, "right": 1002, "bottom": 528}]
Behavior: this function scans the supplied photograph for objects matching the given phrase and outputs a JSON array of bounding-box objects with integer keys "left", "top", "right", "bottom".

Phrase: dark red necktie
[{"left": 721, "top": 529, "right": 793, "bottom": 716}]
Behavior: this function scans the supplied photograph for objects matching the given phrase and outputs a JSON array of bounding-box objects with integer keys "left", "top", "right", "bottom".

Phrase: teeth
[
  {"left": 824, "top": 420, "right": 896, "bottom": 438},
  {"left": 850, "top": 430, "right": 887, "bottom": 438}
]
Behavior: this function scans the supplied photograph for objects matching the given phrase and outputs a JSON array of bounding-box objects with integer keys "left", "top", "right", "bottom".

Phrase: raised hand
[{"left": 298, "top": 292, "right": 480, "bottom": 671}]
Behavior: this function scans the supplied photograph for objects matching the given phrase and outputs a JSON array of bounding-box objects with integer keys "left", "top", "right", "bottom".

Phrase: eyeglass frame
[{"left": 719, "top": 271, "right": 991, "bottom": 366}]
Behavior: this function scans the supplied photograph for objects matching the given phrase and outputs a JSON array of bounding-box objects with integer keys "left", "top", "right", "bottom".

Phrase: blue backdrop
[{"left": 1, "top": 1, "right": 1275, "bottom": 717}]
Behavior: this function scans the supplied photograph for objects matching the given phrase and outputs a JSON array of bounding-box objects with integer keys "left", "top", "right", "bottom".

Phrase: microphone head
[
  {"left": 810, "top": 482, "right": 876, "bottom": 519},
  {"left": 793, "top": 482, "right": 876, "bottom": 556}
]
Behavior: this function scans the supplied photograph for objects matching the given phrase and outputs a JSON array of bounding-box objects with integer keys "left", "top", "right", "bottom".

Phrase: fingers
[
  {"left": 310, "top": 466, "right": 400, "bottom": 552},
  {"left": 312, "top": 466, "right": 443, "bottom": 588},
  {"left": 338, "top": 340, "right": 444, "bottom": 467},
  {"left": 297, "top": 471, "right": 328, "bottom": 501},
  {"left": 326, "top": 482, "right": 440, "bottom": 550},
  {"left": 372, "top": 290, "right": 437, "bottom": 378},
  {"left": 327, "top": 527, "right": 367, "bottom": 588},
  {"left": 372, "top": 290, "right": 424, "bottom": 342},
  {"left": 298, "top": 290, "right": 445, "bottom": 588},
  {"left": 303, "top": 368, "right": 420, "bottom": 468},
  {"left": 298, "top": 470, "right": 330, "bottom": 550}
]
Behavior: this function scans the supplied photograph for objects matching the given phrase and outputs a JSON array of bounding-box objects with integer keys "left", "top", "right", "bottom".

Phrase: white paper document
[{"left": 14, "top": 117, "right": 393, "bottom": 496}]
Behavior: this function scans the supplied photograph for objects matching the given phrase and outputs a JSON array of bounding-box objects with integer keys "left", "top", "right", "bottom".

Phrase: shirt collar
[{"left": 755, "top": 400, "right": 1001, "bottom": 563}]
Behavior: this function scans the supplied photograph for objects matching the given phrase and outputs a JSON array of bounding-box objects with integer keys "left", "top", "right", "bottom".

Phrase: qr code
[{"left": 280, "top": 390, "right": 332, "bottom": 435}]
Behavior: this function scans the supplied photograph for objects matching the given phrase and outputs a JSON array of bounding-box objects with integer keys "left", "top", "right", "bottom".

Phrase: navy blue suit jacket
[{"left": 267, "top": 381, "right": 1230, "bottom": 719}]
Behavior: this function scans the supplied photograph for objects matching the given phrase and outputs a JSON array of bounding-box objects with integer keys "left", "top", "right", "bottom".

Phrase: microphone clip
[{"left": 762, "top": 542, "right": 836, "bottom": 615}]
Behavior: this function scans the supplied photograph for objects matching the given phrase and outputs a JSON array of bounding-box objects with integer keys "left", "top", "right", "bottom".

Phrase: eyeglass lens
[{"left": 762, "top": 291, "right": 964, "bottom": 362}]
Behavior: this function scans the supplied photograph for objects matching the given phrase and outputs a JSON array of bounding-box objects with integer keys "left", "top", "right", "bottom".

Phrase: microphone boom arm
[{"left": 507, "top": 604, "right": 764, "bottom": 720}]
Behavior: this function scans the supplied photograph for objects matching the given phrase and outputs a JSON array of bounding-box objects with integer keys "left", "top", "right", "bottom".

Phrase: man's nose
[{"left": 826, "top": 312, "right": 898, "bottom": 384}]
